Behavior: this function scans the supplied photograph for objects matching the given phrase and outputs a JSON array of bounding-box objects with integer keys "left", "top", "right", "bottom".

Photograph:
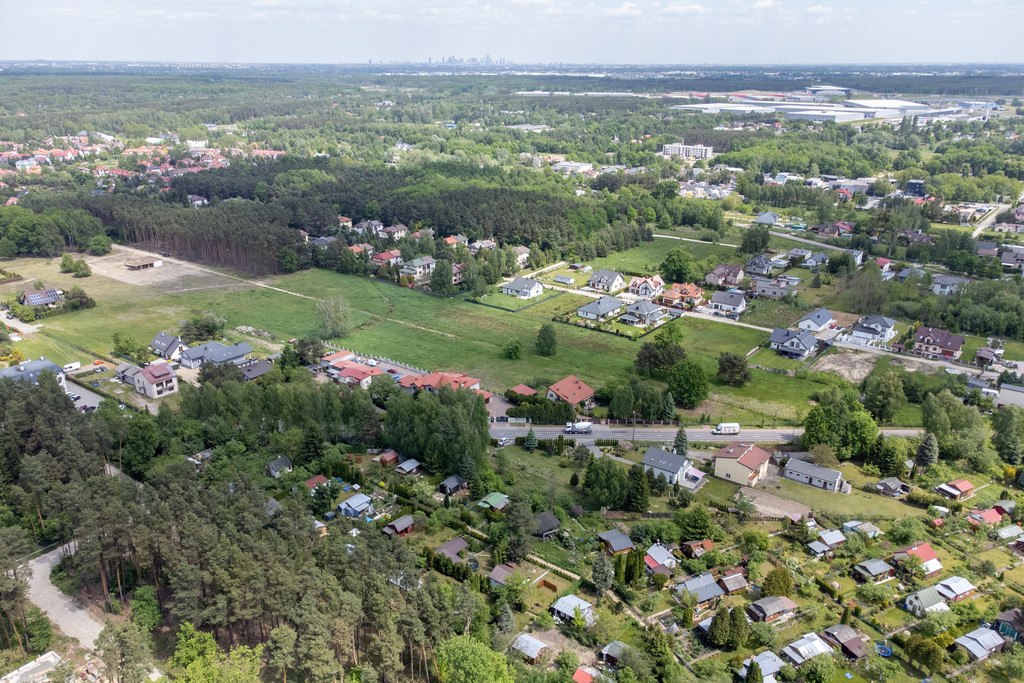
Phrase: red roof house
[{"left": 546, "top": 375, "right": 595, "bottom": 408}]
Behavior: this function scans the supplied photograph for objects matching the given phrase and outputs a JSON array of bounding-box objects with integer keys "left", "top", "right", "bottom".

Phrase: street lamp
[{"left": 632, "top": 410, "right": 637, "bottom": 442}]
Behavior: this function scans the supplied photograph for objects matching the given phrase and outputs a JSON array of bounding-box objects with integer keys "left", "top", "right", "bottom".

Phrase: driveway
[
  {"left": 3, "top": 316, "right": 39, "bottom": 335},
  {"left": 26, "top": 544, "right": 105, "bottom": 650}
]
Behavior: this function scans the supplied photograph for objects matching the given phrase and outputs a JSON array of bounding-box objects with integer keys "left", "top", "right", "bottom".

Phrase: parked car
[{"left": 92, "top": 360, "right": 104, "bottom": 365}]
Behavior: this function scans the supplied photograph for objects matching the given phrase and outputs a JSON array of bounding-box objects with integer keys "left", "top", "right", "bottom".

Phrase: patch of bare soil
[
  {"left": 810, "top": 348, "right": 879, "bottom": 383},
  {"left": 86, "top": 249, "right": 246, "bottom": 293}
]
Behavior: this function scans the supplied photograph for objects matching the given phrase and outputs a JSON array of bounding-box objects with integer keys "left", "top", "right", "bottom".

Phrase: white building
[{"left": 663, "top": 141, "right": 713, "bottom": 159}]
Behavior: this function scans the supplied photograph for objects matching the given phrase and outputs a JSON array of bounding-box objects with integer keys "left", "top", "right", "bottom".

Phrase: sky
[{"left": 1, "top": 0, "right": 1021, "bottom": 65}]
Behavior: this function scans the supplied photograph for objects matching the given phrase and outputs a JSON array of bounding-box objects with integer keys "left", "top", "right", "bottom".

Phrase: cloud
[
  {"left": 751, "top": 0, "right": 775, "bottom": 7},
  {"left": 664, "top": 2, "right": 709, "bottom": 13},
  {"left": 605, "top": 2, "right": 642, "bottom": 16},
  {"left": 807, "top": 5, "right": 832, "bottom": 13}
]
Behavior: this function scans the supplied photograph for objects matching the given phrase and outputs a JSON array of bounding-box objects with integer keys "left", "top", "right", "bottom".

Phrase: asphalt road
[
  {"left": 63, "top": 380, "right": 106, "bottom": 411},
  {"left": 489, "top": 423, "right": 921, "bottom": 443}
]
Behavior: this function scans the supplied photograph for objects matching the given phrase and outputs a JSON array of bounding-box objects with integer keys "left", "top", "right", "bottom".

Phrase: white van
[
  {"left": 711, "top": 422, "right": 740, "bottom": 436},
  {"left": 63, "top": 361, "right": 81, "bottom": 373},
  {"left": 365, "top": 358, "right": 379, "bottom": 367}
]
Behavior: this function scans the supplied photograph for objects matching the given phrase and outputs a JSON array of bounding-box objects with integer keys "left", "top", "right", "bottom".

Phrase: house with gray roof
[
  {"left": 677, "top": 572, "right": 724, "bottom": 610},
  {"left": 782, "top": 633, "right": 833, "bottom": 666},
  {"left": 149, "top": 331, "right": 188, "bottom": 360},
  {"left": 576, "top": 296, "right": 623, "bottom": 321},
  {"left": 0, "top": 359, "right": 66, "bottom": 388},
  {"left": 709, "top": 290, "right": 746, "bottom": 315},
  {"left": 751, "top": 277, "right": 795, "bottom": 299},
  {"left": 955, "top": 627, "right": 1005, "bottom": 662},
  {"left": 439, "top": 475, "right": 467, "bottom": 496},
  {"left": 435, "top": 537, "right": 468, "bottom": 563},
  {"left": 745, "top": 255, "right": 774, "bottom": 276},
  {"left": 512, "top": 634, "right": 548, "bottom": 664},
  {"left": 599, "top": 641, "right": 630, "bottom": 667},
  {"left": 747, "top": 596, "right": 799, "bottom": 623},
  {"left": 854, "top": 559, "right": 895, "bottom": 583},
  {"left": 179, "top": 341, "right": 252, "bottom": 369},
  {"left": 754, "top": 211, "right": 780, "bottom": 225},
  {"left": 797, "top": 309, "right": 834, "bottom": 333},
  {"left": 499, "top": 276, "right": 544, "bottom": 299},
  {"left": 339, "top": 493, "right": 375, "bottom": 518},
  {"left": 783, "top": 459, "right": 845, "bottom": 491},
  {"left": 905, "top": 585, "right": 949, "bottom": 617},
  {"left": 641, "top": 447, "right": 691, "bottom": 486},
  {"left": 20, "top": 288, "right": 62, "bottom": 307},
  {"left": 267, "top": 456, "right": 292, "bottom": 479},
  {"left": 740, "top": 651, "right": 785, "bottom": 683},
  {"left": 488, "top": 563, "right": 515, "bottom": 587},
  {"left": 536, "top": 510, "right": 560, "bottom": 539},
  {"left": 931, "top": 274, "right": 969, "bottom": 296},
  {"left": 620, "top": 300, "right": 667, "bottom": 327},
  {"left": 551, "top": 595, "right": 596, "bottom": 626},
  {"left": 588, "top": 269, "right": 625, "bottom": 293},
  {"left": 896, "top": 267, "right": 926, "bottom": 282},
  {"left": 849, "top": 315, "right": 896, "bottom": 344},
  {"left": 770, "top": 328, "right": 817, "bottom": 360},
  {"left": 598, "top": 529, "right": 634, "bottom": 555}
]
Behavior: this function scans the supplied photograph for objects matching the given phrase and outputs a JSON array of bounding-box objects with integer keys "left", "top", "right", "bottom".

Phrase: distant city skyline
[{"left": 2, "top": 0, "right": 1021, "bottom": 65}]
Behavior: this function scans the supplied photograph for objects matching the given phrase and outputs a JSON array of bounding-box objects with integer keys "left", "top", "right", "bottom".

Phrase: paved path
[
  {"left": 26, "top": 543, "right": 104, "bottom": 650},
  {"left": 971, "top": 203, "right": 1009, "bottom": 239}
]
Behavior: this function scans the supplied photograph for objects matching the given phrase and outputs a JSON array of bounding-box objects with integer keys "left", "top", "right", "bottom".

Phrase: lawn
[
  {"left": 961, "top": 335, "right": 987, "bottom": 363},
  {"left": 765, "top": 465, "right": 929, "bottom": 520},
  {"left": 748, "top": 348, "right": 806, "bottom": 371},
  {"left": 471, "top": 288, "right": 563, "bottom": 312},
  {"left": 741, "top": 298, "right": 813, "bottom": 329},
  {"left": 1002, "top": 339, "right": 1024, "bottom": 362}
]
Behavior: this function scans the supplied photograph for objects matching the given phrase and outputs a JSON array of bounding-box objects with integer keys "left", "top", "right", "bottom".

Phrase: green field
[
  {"left": 741, "top": 298, "right": 812, "bottom": 329},
  {"left": 748, "top": 347, "right": 806, "bottom": 371}
]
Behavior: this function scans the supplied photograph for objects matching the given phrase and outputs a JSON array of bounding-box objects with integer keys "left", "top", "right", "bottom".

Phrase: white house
[
  {"left": 848, "top": 315, "right": 896, "bottom": 344},
  {"left": 769, "top": 328, "right": 817, "bottom": 359},
  {"left": 797, "top": 309, "right": 834, "bottom": 333},
  {"left": 577, "top": 296, "right": 623, "bottom": 321},
  {"left": 588, "top": 270, "right": 625, "bottom": 292},
  {"left": 500, "top": 277, "right": 544, "bottom": 299},
  {"left": 709, "top": 291, "right": 746, "bottom": 315}
]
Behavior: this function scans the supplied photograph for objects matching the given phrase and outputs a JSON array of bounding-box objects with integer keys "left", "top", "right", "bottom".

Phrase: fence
[{"left": 322, "top": 342, "right": 430, "bottom": 376}]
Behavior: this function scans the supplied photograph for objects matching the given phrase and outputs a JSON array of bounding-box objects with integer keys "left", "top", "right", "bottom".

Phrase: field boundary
[{"left": 462, "top": 290, "right": 564, "bottom": 313}]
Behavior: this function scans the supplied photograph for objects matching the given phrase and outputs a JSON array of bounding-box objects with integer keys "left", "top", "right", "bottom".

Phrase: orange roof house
[
  {"left": 510, "top": 383, "right": 537, "bottom": 396},
  {"left": 546, "top": 375, "right": 595, "bottom": 408},
  {"left": 399, "top": 371, "right": 482, "bottom": 394},
  {"left": 712, "top": 442, "right": 772, "bottom": 486},
  {"left": 968, "top": 508, "right": 1004, "bottom": 527},
  {"left": 661, "top": 283, "right": 704, "bottom": 308}
]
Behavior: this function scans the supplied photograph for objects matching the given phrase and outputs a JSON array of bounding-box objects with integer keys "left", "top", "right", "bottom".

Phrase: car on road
[
  {"left": 79, "top": 405, "right": 97, "bottom": 413},
  {"left": 92, "top": 360, "right": 104, "bottom": 365},
  {"left": 387, "top": 368, "right": 398, "bottom": 374},
  {"left": 66, "top": 392, "right": 82, "bottom": 401}
]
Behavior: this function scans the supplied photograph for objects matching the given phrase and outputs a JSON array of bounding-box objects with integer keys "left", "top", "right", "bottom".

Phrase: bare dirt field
[
  {"left": 810, "top": 348, "right": 879, "bottom": 383},
  {"left": 86, "top": 248, "right": 247, "bottom": 294},
  {"left": 739, "top": 488, "right": 811, "bottom": 520}
]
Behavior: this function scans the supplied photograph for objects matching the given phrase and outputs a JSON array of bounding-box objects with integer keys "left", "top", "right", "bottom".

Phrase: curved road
[
  {"left": 489, "top": 424, "right": 920, "bottom": 443},
  {"left": 26, "top": 543, "right": 104, "bottom": 650}
]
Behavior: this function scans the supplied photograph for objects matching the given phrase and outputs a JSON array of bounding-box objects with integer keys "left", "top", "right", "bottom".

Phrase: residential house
[
  {"left": 435, "top": 537, "right": 468, "bottom": 563},
  {"left": 598, "top": 530, "right": 634, "bottom": 556},
  {"left": 661, "top": 283, "right": 703, "bottom": 309},
  {"left": 620, "top": 300, "right": 667, "bottom": 327},
  {"left": 399, "top": 256, "right": 436, "bottom": 280},
  {"left": 719, "top": 572, "right": 749, "bottom": 595},
  {"left": 788, "top": 248, "right": 813, "bottom": 262},
  {"left": 936, "top": 576, "right": 977, "bottom": 603},
  {"left": 339, "top": 493, "right": 375, "bottom": 518},
  {"left": 747, "top": 596, "right": 799, "bottom": 623},
  {"left": 781, "top": 633, "right": 833, "bottom": 666},
  {"left": 645, "top": 543, "right": 678, "bottom": 573},
  {"left": 576, "top": 296, "right": 623, "bottom": 321},
  {"left": 752, "top": 278, "right": 795, "bottom": 299},
  {"left": 783, "top": 459, "right": 845, "bottom": 491},
  {"left": 804, "top": 252, "right": 830, "bottom": 269},
  {"left": 740, "top": 652, "right": 785, "bottom": 683},
  {"left": 681, "top": 539, "right": 713, "bottom": 558},
  {"left": 599, "top": 641, "right": 629, "bottom": 667},
  {"left": 381, "top": 224, "right": 408, "bottom": 240},
  {"left": 478, "top": 492, "right": 510, "bottom": 512},
  {"left": 311, "top": 236, "right": 338, "bottom": 248},
  {"left": 814, "top": 221, "right": 854, "bottom": 238},
  {"left": 513, "top": 246, "right": 530, "bottom": 267},
  {"left": 240, "top": 359, "right": 273, "bottom": 382},
  {"left": 512, "top": 634, "right": 548, "bottom": 665},
  {"left": 1001, "top": 250, "right": 1024, "bottom": 271},
  {"left": 997, "top": 383, "right": 1024, "bottom": 409},
  {"left": 555, "top": 275, "right": 575, "bottom": 285},
  {"left": 931, "top": 274, "right": 969, "bottom": 296},
  {"left": 848, "top": 315, "right": 897, "bottom": 344},
  {"left": 353, "top": 219, "right": 384, "bottom": 235},
  {"left": 588, "top": 269, "right": 625, "bottom": 292},
  {"left": 488, "top": 563, "right": 516, "bottom": 588},
  {"left": 754, "top": 211, "right": 780, "bottom": 225},
  {"left": 994, "top": 608, "right": 1024, "bottom": 644},
  {"left": 642, "top": 446, "right": 704, "bottom": 490},
  {"left": 395, "top": 459, "right": 421, "bottom": 476},
  {"left": 399, "top": 371, "right": 481, "bottom": 394},
  {"left": 115, "top": 362, "right": 142, "bottom": 384},
  {"left": 769, "top": 328, "right": 818, "bottom": 360},
  {"left": 439, "top": 475, "right": 467, "bottom": 496},
  {"left": 628, "top": 275, "right": 665, "bottom": 298},
  {"left": 798, "top": 309, "right": 834, "bottom": 333},
  {"left": 955, "top": 627, "right": 1004, "bottom": 662},
  {"left": 911, "top": 326, "right": 964, "bottom": 359},
  {"left": 745, "top": 255, "right": 774, "bottom": 276},
  {"left": 876, "top": 477, "right": 911, "bottom": 497},
  {"left": 846, "top": 249, "right": 864, "bottom": 266},
  {"left": 133, "top": 363, "right": 178, "bottom": 399},
  {"left": 267, "top": 456, "right": 292, "bottom": 479},
  {"left": 337, "top": 215, "right": 353, "bottom": 230},
  {"left": 705, "top": 264, "right": 744, "bottom": 287},
  {"left": 149, "top": 332, "right": 188, "bottom": 360},
  {"left": 821, "top": 624, "right": 868, "bottom": 660},
  {"left": 383, "top": 514, "right": 415, "bottom": 538},
  {"left": 875, "top": 257, "right": 893, "bottom": 273},
  {"left": 893, "top": 542, "right": 943, "bottom": 579},
  {"left": 995, "top": 500, "right": 1018, "bottom": 517},
  {"left": 335, "top": 364, "right": 384, "bottom": 389},
  {"left": 571, "top": 666, "right": 609, "bottom": 683},
  {"left": 500, "top": 276, "right": 544, "bottom": 299},
  {"left": 546, "top": 375, "right": 595, "bottom": 409},
  {"left": 303, "top": 475, "right": 330, "bottom": 495},
  {"left": 551, "top": 595, "right": 596, "bottom": 627},
  {"left": 709, "top": 291, "right": 746, "bottom": 315},
  {"left": 905, "top": 585, "right": 950, "bottom": 618},
  {"left": 896, "top": 267, "right": 926, "bottom": 282},
  {"left": 935, "top": 479, "right": 974, "bottom": 500},
  {"left": 509, "top": 384, "right": 537, "bottom": 397},
  {"left": 713, "top": 442, "right": 772, "bottom": 485},
  {"left": 371, "top": 249, "right": 403, "bottom": 266},
  {"left": 817, "top": 528, "right": 846, "bottom": 549},
  {"left": 678, "top": 572, "right": 724, "bottom": 611},
  {"left": 536, "top": 511, "right": 560, "bottom": 540},
  {"left": 20, "top": 288, "right": 62, "bottom": 307},
  {"left": 968, "top": 508, "right": 1004, "bottom": 527},
  {"left": 854, "top": 559, "right": 895, "bottom": 583},
  {"left": 845, "top": 521, "right": 884, "bottom": 538},
  {"left": 179, "top": 341, "right": 252, "bottom": 369}
]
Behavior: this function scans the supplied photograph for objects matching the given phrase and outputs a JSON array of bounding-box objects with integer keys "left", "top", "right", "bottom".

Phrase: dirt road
[{"left": 26, "top": 543, "right": 105, "bottom": 650}]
